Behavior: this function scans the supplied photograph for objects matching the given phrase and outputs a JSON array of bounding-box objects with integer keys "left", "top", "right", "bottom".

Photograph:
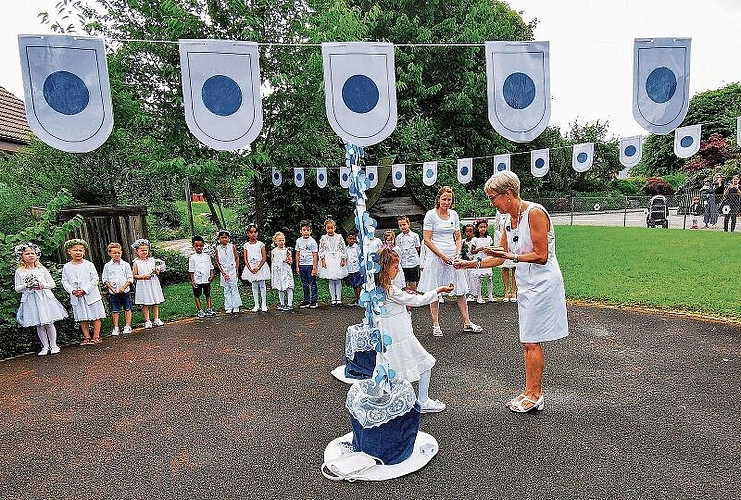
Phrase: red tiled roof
[{"left": 0, "top": 86, "right": 31, "bottom": 145}]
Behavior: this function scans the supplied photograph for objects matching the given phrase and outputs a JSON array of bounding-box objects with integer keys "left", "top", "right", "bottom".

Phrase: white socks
[{"left": 418, "top": 369, "right": 432, "bottom": 404}]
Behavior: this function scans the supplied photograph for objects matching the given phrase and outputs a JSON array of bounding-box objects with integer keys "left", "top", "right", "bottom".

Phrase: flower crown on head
[
  {"left": 14, "top": 242, "right": 41, "bottom": 261},
  {"left": 475, "top": 217, "right": 489, "bottom": 226},
  {"left": 131, "top": 238, "right": 151, "bottom": 249},
  {"left": 217, "top": 229, "right": 231, "bottom": 238},
  {"left": 64, "top": 238, "right": 88, "bottom": 250}
]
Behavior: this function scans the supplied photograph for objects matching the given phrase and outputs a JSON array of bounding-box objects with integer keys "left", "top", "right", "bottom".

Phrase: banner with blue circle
[
  {"left": 674, "top": 124, "right": 701, "bottom": 159},
  {"left": 619, "top": 135, "right": 643, "bottom": 168},
  {"left": 365, "top": 166, "right": 379, "bottom": 188},
  {"left": 485, "top": 41, "right": 551, "bottom": 143},
  {"left": 422, "top": 161, "right": 438, "bottom": 186},
  {"left": 391, "top": 164, "right": 406, "bottom": 188},
  {"left": 457, "top": 158, "right": 473, "bottom": 184},
  {"left": 493, "top": 154, "right": 511, "bottom": 174},
  {"left": 572, "top": 143, "right": 594, "bottom": 173},
  {"left": 530, "top": 149, "right": 550, "bottom": 178},
  {"left": 18, "top": 34, "right": 113, "bottom": 153},
  {"left": 322, "top": 42, "right": 398, "bottom": 147},
  {"left": 294, "top": 167, "right": 305, "bottom": 187},
  {"left": 340, "top": 166, "right": 352, "bottom": 188},
  {"left": 632, "top": 37, "right": 691, "bottom": 135},
  {"left": 317, "top": 167, "right": 328, "bottom": 188},
  {"left": 271, "top": 167, "right": 282, "bottom": 186},
  {"left": 179, "top": 40, "right": 263, "bottom": 151}
]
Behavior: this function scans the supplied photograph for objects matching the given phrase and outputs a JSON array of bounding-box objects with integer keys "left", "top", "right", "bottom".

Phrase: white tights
[
  {"left": 36, "top": 323, "right": 58, "bottom": 349},
  {"left": 329, "top": 279, "right": 343, "bottom": 302},
  {"left": 251, "top": 280, "right": 267, "bottom": 308},
  {"left": 418, "top": 369, "right": 433, "bottom": 403},
  {"left": 278, "top": 288, "right": 294, "bottom": 307}
]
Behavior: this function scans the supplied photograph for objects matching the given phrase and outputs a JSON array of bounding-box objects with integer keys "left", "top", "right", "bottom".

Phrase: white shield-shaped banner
[
  {"left": 294, "top": 167, "right": 305, "bottom": 187},
  {"left": 531, "top": 149, "right": 550, "bottom": 178},
  {"left": 340, "top": 166, "right": 352, "bottom": 188},
  {"left": 485, "top": 41, "right": 550, "bottom": 143},
  {"left": 179, "top": 40, "right": 263, "bottom": 151},
  {"left": 620, "top": 136, "right": 643, "bottom": 167},
  {"left": 736, "top": 117, "right": 740, "bottom": 147},
  {"left": 674, "top": 124, "right": 701, "bottom": 158},
  {"left": 271, "top": 167, "right": 282, "bottom": 186},
  {"left": 392, "top": 164, "right": 406, "bottom": 187},
  {"left": 322, "top": 42, "right": 398, "bottom": 147},
  {"left": 493, "top": 154, "right": 511, "bottom": 173},
  {"left": 633, "top": 37, "right": 691, "bottom": 135},
  {"left": 422, "top": 161, "right": 438, "bottom": 186},
  {"left": 366, "top": 166, "right": 379, "bottom": 188},
  {"left": 457, "top": 158, "right": 473, "bottom": 184},
  {"left": 572, "top": 143, "right": 594, "bottom": 173},
  {"left": 317, "top": 167, "right": 328, "bottom": 188},
  {"left": 18, "top": 34, "right": 113, "bottom": 153}
]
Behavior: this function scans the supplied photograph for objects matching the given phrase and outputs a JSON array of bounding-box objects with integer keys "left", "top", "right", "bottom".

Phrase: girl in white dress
[
  {"left": 215, "top": 230, "right": 242, "bottom": 313},
  {"left": 14, "top": 242, "right": 68, "bottom": 355},
  {"left": 493, "top": 210, "right": 517, "bottom": 302},
  {"left": 241, "top": 224, "right": 270, "bottom": 312},
  {"left": 131, "top": 238, "right": 165, "bottom": 329},
  {"left": 376, "top": 248, "right": 453, "bottom": 413},
  {"left": 270, "top": 232, "right": 294, "bottom": 310},
  {"left": 61, "top": 239, "right": 106, "bottom": 345},
  {"left": 469, "top": 218, "right": 496, "bottom": 303},
  {"left": 318, "top": 219, "right": 347, "bottom": 306}
]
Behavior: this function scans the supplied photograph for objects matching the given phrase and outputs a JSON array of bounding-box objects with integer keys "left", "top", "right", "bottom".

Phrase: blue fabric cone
[
  {"left": 344, "top": 350, "right": 376, "bottom": 379},
  {"left": 350, "top": 404, "right": 420, "bottom": 465}
]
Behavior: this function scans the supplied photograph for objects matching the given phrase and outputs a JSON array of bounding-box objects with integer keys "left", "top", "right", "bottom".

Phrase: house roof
[{"left": 0, "top": 86, "right": 31, "bottom": 145}]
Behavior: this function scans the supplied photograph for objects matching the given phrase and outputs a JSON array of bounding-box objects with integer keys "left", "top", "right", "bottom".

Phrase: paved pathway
[{"left": 1, "top": 302, "right": 738, "bottom": 499}]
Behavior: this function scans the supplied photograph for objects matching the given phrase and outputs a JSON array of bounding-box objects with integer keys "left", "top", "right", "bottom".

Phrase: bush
[
  {"left": 150, "top": 245, "right": 191, "bottom": 286},
  {"left": 644, "top": 177, "right": 676, "bottom": 196}
]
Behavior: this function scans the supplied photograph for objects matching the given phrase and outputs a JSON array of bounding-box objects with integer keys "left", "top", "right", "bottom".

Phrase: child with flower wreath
[
  {"left": 14, "top": 242, "right": 68, "bottom": 355},
  {"left": 131, "top": 238, "right": 165, "bottom": 328},
  {"left": 61, "top": 239, "right": 106, "bottom": 345}
]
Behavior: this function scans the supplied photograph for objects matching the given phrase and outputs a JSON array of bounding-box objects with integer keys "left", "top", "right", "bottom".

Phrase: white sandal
[
  {"left": 507, "top": 393, "right": 544, "bottom": 413},
  {"left": 432, "top": 325, "right": 443, "bottom": 337}
]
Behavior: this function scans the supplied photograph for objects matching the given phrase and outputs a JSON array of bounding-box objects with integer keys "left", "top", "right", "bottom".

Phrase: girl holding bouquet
[
  {"left": 62, "top": 239, "right": 106, "bottom": 345},
  {"left": 14, "top": 242, "right": 68, "bottom": 355},
  {"left": 131, "top": 238, "right": 165, "bottom": 328},
  {"left": 241, "top": 224, "right": 270, "bottom": 312}
]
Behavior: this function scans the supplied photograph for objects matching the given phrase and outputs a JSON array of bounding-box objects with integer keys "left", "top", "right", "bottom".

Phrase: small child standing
[
  {"left": 131, "top": 238, "right": 165, "bottom": 328},
  {"left": 101, "top": 242, "right": 134, "bottom": 335},
  {"left": 14, "top": 242, "right": 68, "bottom": 355},
  {"left": 318, "top": 218, "right": 348, "bottom": 306},
  {"left": 189, "top": 235, "right": 215, "bottom": 318},
  {"left": 271, "top": 232, "right": 294, "bottom": 311},
  {"left": 494, "top": 210, "right": 517, "bottom": 302},
  {"left": 461, "top": 223, "right": 477, "bottom": 301},
  {"left": 470, "top": 218, "right": 495, "bottom": 303},
  {"left": 396, "top": 216, "right": 421, "bottom": 292},
  {"left": 62, "top": 239, "right": 106, "bottom": 344},
  {"left": 344, "top": 230, "right": 363, "bottom": 306},
  {"left": 689, "top": 196, "right": 703, "bottom": 229},
  {"left": 382, "top": 230, "right": 406, "bottom": 289},
  {"left": 295, "top": 220, "right": 319, "bottom": 308},
  {"left": 376, "top": 248, "right": 453, "bottom": 413},
  {"left": 241, "top": 223, "right": 270, "bottom": 312},
  {"left": 215, "top": 230, "right": 242, "bottom": 313}
]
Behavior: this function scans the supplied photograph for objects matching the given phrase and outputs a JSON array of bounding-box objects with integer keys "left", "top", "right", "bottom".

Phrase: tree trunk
[{"left": 204, "top": 192, "right": 225, "bottom": 229}]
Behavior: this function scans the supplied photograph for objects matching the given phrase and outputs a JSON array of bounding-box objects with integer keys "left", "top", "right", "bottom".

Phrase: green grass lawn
[{"left": 102, "top": 225, "right": 741, "bottom": 331}]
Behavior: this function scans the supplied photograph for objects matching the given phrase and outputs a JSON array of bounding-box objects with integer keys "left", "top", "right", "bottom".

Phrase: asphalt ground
[{"left": 1, "top": 301, "right": 739, "bottom": 500}]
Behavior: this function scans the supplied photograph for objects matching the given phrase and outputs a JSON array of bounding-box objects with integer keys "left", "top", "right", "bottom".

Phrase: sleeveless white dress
[
  {"left": 318, "top": 233, "right": 348, "bottom": 280},
  {"left": 506, "top": 203, "right": 568, "bottom": 343}
]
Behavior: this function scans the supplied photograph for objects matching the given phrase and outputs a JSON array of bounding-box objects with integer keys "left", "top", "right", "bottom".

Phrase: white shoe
[
  {"left": 232, "top": 308, "right": 240, "bottom": 314},
  {"left": 418, "top": 399, "right": 446, "bottom": 413},
  {"left": 432, "top": 325, "right": 443, "bottom": 337},
  {"left": 111, "top": 327, "right": 120, "bottom": 336},
  {"left": 50, "top": 346, "right": 61, "bottom": 354},
  {"left": 261, "top": 305, "right": 268, "bottom": 312},
  {"left": 251, "top": 306, "right": 259, "bottom": 312},
  {"left": 144, "top": 320, "right": 153, "bottom": 329},
  {"left": 122, "top": 326, "right": 132, "bottom": 334},
  {"left": 463, "top": 322, "right": 483, "bottom": 333},
  {"left": 225, "top": 308, "right": 232, "bottom": 314},
  {"left": 152, "top": 318, "right": 164, "bottom": 327},
  {"left": 38, "top": 347, "right": 49, "bottom": 356},
  {"left": 476, "top": 297, "right": 485, "bottom": 304},
  {"left": 488, "top": 297, "right": 497, "bottom": 303}
]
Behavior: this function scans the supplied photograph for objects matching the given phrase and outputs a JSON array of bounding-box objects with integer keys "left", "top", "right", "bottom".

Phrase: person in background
[
  {"left": 721, "top": 174, "right": 741, "bottom": 232},
  {"left": 215, "top": 230, "right": 242, "bottom": 314},
  {"left": 688, "top": 196, "right": 703, "bottom": 230},
  {"left": 344, "top": 230, "right": 363, "bottom": 306},
  {"left": 469, "top": 218, "right": 495, "bottom": 303},
  {"left": 295, "top": 220, "right": 319, "bottom": 308},
  {"left": 131, "top": 238, "right": 165, "bottom": 329},
  {"left": 318, "top": 218, "right": 348, "bottom": 306},
  {"left": 396, "top": 215, "right": 421, "bottom": 293},
  {"left": 270, "top": 231, "right": 294, "bottom": 311},
  {"left": 461, "top": 223, "right": 477, "bottom": 302},
  {"left": 62, "top": 239, "right": 106, "bottom": 344},
  {"left": 102, "top": 242, "right": 134, "bottom": 334},
  {"left": 189, "top": 235, "right": 215, "bottom": 318},
  {"left": 241, "top": 223, "right": 270, "bottom": 312}
]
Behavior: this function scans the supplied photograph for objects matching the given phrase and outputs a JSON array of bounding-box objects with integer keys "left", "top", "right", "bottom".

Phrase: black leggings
[{"left": 723, "top": 213, "right": 738, "bottom": 232}]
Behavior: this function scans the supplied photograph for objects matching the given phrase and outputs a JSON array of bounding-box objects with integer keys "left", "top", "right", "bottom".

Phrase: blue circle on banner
[
  {"left": 426, "top": 169, "right": 434, "bottom": 179},
  {"left": 625, "top": 145, "right": 637, "bottom": 157},
  {"left": 497, "top": 162, "right": 507, "bottom": 171},
  {"left": 503, "top": 72, "right": 536, "bottom": 110},
  {"left": 342, "top": 173, "right": 349, "bottom": 182},
  {"left": 296, "top": 172, "right": 303, "bottom": 181},
  {"left": 577, "top": 152, "right": 588, "bottom": 163},
  {"left": 342, "top": 75, "right": 379, "bottom": 114},
  {"left": 535, "top": 158, "right": 545, "bottom": 169},
  {"left": 368, "top": 172, "right": 375, "bottom": 182},
  {"left": 395, "top": 171, "right": 402, "bottom": 180},
  {"left": 680, "top": 136, "right": 694, "bottom": 148},
  {"left": 273, "top": 172, "right": 280, "bottom": 181},
  {"left": 202, "top": 75, "right": 242, "bottom": 116},
  {"left": 646, "top": 67, "right": 677, "bottom": 104},
  {"left": 460, "top": 166, "right": 469, "bottom": 176},
  {"left": 43, "top": 71, "right": 89, "bottom": 115},
  {"left": 319, "top": 173, "right": 325, "bottom": 182}
]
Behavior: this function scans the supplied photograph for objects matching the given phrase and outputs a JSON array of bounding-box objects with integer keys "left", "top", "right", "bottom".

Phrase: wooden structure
[
  {"left": 367, "top": 167, "right": 427, "bottom": 231},
  {"left": 0, "top": 86, "right": 31, "bottom": 153},
  {"left": 38, "top": 205, "right": 149, "bottom": 272}
]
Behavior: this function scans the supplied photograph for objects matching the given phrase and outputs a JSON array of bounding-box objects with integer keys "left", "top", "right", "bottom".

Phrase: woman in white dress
[
  {"left": 417, "top": 186, "right": 482, "bottom": 337},
  {"left": 457, "top": 171, "right": 568, "bottom": 413}
]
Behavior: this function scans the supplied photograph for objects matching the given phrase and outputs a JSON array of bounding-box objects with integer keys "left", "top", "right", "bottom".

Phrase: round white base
[
  {"left": 322, "top": 431, "right": 438, "bottom": 481},
  {"left": 331, "top": 365, "right": 370, "bottom": 384}
]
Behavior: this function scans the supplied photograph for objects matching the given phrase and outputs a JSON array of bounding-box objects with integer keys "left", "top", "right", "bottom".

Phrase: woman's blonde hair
[
  {"left": 484, "top": 171, "right": 521, "bottom": 198},
  {"left": 435, "top": 186, "right": 455, "bottom": 208},
  {"left": 376, "top": 248, "right": 400, "bottom": 293}
]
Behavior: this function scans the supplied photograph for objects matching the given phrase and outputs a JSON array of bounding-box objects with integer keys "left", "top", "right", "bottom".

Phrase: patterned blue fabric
[{"left": 350, "top": 404, "right": 420, "bottom": 465}]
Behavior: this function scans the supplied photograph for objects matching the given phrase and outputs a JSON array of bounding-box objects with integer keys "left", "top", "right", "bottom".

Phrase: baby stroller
[{"left": 646, "top": 195, "right": 669, "bottom": 228}]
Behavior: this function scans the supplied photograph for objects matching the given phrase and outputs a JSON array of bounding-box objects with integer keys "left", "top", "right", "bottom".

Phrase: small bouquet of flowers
[
  {"left": 24, "top": 273, "right": 40, "bottom": 289},
  {"left": 153, "top": 258, "right": 167, "bottom": 273}
]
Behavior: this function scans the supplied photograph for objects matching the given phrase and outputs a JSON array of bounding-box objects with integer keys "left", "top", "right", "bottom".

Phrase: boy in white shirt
[
  {"left": 396, "top": 215, "right": 421, "bottom": 292},
  {"left": 102, "top": 242, "right": 134, "bottom": 335},
  {"left": 188, "top": 236, "right": 215, "bottom": 318}
]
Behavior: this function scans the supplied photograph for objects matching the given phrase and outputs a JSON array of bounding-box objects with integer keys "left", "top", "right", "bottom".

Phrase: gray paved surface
[{"left": 1, "top": 302, "right": 739, "bottom": 499}]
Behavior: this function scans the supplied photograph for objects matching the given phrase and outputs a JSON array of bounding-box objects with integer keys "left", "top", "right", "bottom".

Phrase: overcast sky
[{"left": 1, "top": 0, "right": 739, "bottom": 138}]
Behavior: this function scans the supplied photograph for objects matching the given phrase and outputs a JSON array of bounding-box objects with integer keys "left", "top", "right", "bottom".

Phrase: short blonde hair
[
  {"left": 107, "top": 242, "right": 122, "bottom": 252},
  {"left": 484, "top": 171, "right": 520, "bottom": 198}
]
